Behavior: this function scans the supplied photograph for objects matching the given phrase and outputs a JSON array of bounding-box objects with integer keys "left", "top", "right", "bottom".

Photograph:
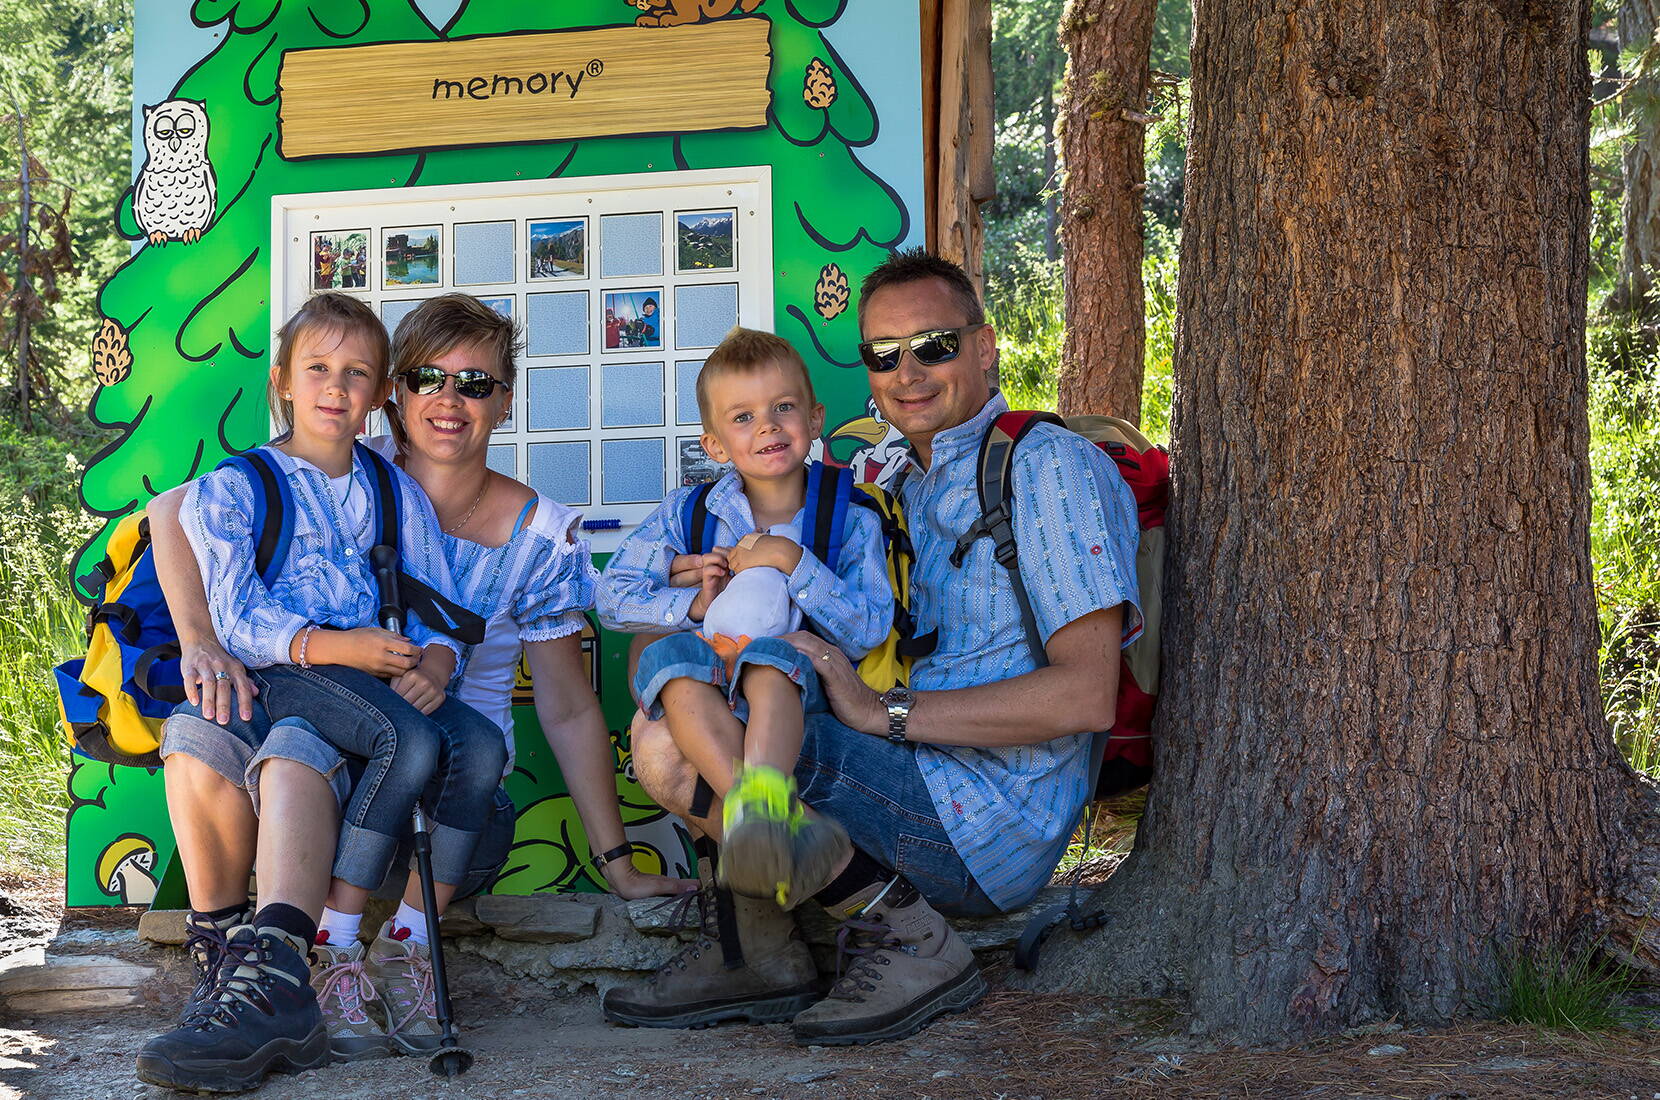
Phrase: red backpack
[{"left": 951, "top": 411, "right": 1168, "bottom": 794}]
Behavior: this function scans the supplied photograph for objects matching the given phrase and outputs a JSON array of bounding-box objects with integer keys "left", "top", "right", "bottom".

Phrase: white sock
[
  {"left": 316, "top": 906, "right": 362, "bottom": 946},
  {"left": 393, "top": 900, "right": 430, "bottom": 946}
]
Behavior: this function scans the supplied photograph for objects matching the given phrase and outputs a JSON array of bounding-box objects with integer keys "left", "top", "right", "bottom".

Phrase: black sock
[
  {"left": 693, "top": 833, "right": 720, "bottom": 863},
  {"left": 251, "top": 903, "right": 317, "bottom": 947},
  {"left": 194, "top": 901, "right": 249, "bottom": 925},
  {"left": 814, "top": 846, "right": 893, "bottom": 909}
]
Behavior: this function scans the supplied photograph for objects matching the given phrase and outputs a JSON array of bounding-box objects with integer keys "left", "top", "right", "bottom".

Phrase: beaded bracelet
[{"left": 297, "top": 624, "right": 318, "bottom": 669}]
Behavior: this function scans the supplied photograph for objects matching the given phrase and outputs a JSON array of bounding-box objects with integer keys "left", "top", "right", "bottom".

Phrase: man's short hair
[
  {"left": 857, "top": 247, "right": 985, "bottom": 331},
  {"left": 695, "top": 327, "right": 817, "bottom": 428}
]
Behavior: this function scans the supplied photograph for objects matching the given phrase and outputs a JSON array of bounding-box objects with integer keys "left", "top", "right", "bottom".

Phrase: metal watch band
[{"left": 882, "top": 687, "right": 913, "bottom": 745}]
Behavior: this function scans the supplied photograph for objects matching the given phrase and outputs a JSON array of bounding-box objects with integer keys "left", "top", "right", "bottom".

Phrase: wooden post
[{"left": 928, "top": 0, "right": 994, "bottom": 292}]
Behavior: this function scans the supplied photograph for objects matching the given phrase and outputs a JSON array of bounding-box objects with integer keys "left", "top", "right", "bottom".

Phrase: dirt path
[{"left": 5, "top": 891, "right": 1660, "bottom": 1098}]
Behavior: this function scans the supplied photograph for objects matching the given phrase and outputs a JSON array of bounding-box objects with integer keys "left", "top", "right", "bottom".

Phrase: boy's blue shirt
[{"left": 597, "top": 468, "right": 893, "bottom": 659}]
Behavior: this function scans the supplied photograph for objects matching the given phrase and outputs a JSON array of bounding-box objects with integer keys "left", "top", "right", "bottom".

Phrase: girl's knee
[{"left": 379, "top": 719, "right": 441, "bottom": 785}]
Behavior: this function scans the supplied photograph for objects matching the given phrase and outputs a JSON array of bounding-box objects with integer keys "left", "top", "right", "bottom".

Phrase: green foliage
[
  {"left": 0, "top": 0, "right": 132, "bottom": 420},
  {"left": 1139, "top": 223, "right": 1179, "bottom": 443},
  {"left": 0, "top": 489, "right": 96, "bottom": 878},
  {"left": 1495, "top": 942, "right": 1638, "bottom": 1032},
  {"left": 987, "top": 258, "right": 1061, "bottom": 412}
]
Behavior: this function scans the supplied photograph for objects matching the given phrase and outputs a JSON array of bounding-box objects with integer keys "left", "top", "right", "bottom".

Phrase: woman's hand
[
  {"left": 312, "top": 626, "right": 422, "bottom": 678},
  {"left": 601, "top": 859, "right": 699, "bottom": 900},
  {"left": 782, "top": 630, "right": 887, "bottom": 736},
  {"left": 726, "top": 533, "right": 802, "bottom": 576},
  {"left": 179, "top": 638, "right": 258, "bottom": 724},
  {"left": 687, "top": 549, "right": 731, "bottom": 622},
  {"left": 391, "top": 645, "right": 456, "bottom": 715}
]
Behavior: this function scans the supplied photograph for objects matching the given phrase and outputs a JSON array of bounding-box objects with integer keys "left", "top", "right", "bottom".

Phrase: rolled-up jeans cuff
[
  {"left": 244, "top": 719, "right": 351, "bottom": 817},
  {"left": 159, "top": 712, "right": 256, "bottom": 790},
  {"left": 332, "top": 820, "right": 403, "bottom": 891},
  {"left": 632, "top": 634, "right": 725, "bottom": 721},
  {"left": 730, "top": 637, "right": 825, "bottom": 715},
  {"left": 425, "top": 820, "right": 482, "bottom": 886}
]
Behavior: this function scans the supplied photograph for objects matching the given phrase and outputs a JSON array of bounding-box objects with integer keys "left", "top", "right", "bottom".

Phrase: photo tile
[
  {"left": 675, "top": 210, "right": 736, "bottom": 273},
  {"left": 383, "top": 225, "right": 442, "bottom": 289},
  {"left": 529, "top": 217, "right": 587, "bottom": 281},
  {"left": 311, "top": 230, "right": 369, "bottom": 290},
  {"left": 603, "top": 288, "right": 664, "bottom": 352}
]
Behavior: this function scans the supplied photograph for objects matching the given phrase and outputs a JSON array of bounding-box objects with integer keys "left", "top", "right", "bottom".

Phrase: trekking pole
[{"left": 371, "top": 545, "right": 473, "bottom": 1078}]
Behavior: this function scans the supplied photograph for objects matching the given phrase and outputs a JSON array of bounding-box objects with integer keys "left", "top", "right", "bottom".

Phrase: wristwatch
[{"left": 880, "top": 685, "right": 914, "bottom": 745}]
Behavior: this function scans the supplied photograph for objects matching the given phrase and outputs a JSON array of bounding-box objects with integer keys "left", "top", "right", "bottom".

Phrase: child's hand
[
  {"left": 727, "top": 533, "right": 802, "bottom": 576},
  {"left": 328, "top": 626, "right": 422, "bottom": 677},
  {"left": 392, "top": 645, "right": 454, "bottom": 715},
  {"left": 688, "top": 550, "right": 731, "bottom": 622},
  {"left": 668, "top": 548, "right": 726, "bottom": 587}
]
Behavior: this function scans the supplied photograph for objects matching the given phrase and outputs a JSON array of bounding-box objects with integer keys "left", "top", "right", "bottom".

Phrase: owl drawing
[{"left": 134, "top": 100, "right": 216, "bottom": 246}]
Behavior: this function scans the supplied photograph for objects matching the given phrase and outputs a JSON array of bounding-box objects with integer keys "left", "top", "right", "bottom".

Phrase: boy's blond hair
[{"left": 695, "top": 328, "right": 817, "bottom": 429}]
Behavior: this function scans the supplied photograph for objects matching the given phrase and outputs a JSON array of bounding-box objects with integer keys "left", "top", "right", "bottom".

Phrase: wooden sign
[{"left": 278, "top": 20, "right": 773, "bottom": 160}]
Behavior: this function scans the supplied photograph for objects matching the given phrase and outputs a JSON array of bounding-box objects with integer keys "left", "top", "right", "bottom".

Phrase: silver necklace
[{"left": 443, "top": 476, "right": 489, "bottom": 535}]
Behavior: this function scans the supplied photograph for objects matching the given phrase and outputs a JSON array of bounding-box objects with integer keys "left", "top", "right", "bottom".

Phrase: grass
[
  {"left": 1496, "top": 943, "right": 1639, "bottom": 1032},
  {"left": 0, "top": 454, "right": 97, "bottom": 881}
]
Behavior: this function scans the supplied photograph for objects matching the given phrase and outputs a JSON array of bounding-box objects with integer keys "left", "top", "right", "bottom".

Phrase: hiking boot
[
  {"left": 720, "top": 763, "right": 798, "bottom": 905},
  {"left": 603, "top": 858, "right": 820, "bottom": 1028},
  {"left": 136, "top": 925, "right": 329, "bottom": 1092},
  {"left": 179, "top": 908, "right": 247, "bottom": 1024},
  {"left": 791, "top": 878, "right": 986, "bottom": 1046},
  {"left": 311, "top": 936, "right": 391, "bottom": 1062},
  {"left": 365, "top": 921, "right": 443, "bottom": 1056}
]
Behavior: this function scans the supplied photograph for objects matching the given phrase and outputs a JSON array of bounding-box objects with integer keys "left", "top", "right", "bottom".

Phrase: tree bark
[
  {"left": 1055, "top": 0, "right": 1154, "bottom": 422},
  {"left": 1022, "top": 0, "right": 1660, "bottom": 1043},
  {"left": 1611, "top": 0, "right": 1660, "bottom": 316}
]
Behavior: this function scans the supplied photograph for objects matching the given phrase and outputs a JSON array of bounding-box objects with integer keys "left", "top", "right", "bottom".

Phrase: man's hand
[
  {"left": 391, "top": 644, "right": 456, "bottom": 715},
  {"left": 180, "top": 639, "right": 258, "bottom": 724},
  {"left": 782, "top": 630, "right": 886, "bottom": 735},
  {"left": 726, "top": 533, "right": 801, "bottom": 576},
  {"left": 688, "top": 549, "right": 731, "bottom": 622}
]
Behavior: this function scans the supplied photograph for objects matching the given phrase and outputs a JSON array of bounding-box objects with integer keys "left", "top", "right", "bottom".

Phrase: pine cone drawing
[
  {"left": 804, "top": 58, "right": 838, "bottom": 110},
  {"left": 814, "top": 263, "right": 849, "bottom": 321},
  {"left": 92, "top": 318, "right": 132, "bottom": 387}
]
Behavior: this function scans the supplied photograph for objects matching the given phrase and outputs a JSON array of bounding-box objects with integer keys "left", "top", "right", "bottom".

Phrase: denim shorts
[
  {"left": 794, "top": 712, "right": 998, "bottom": 918},
  {"left": 633, "top": 633, "right": 826, "bottom": 723},
  {"left": 160, "top": 700, "right": 352, "bottom": 811}
]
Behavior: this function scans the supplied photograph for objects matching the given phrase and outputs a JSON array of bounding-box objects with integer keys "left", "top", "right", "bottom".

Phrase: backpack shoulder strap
[
  {"left": 355, "top": 442, "right": 402, "bottom": 554},
  {"left": 215, "top": 449, "right": 293, "bottom": 590},
  {"left": 679, "top": 480, "right": 719, "bottom": 555},
  {"left": 803, "top": 461, "right": 854, "bottom": 572},
  {"left": 949, "top": 410, "right": 1065, "bottom": 667}
]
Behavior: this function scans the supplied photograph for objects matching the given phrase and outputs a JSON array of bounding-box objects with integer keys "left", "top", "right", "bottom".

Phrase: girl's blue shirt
[{"left": 182, "top": 444, "right": 464, "bottom": 668}]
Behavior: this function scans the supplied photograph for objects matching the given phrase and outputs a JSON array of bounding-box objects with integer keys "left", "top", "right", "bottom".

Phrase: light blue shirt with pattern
[
  {"left": 182, "top": 444, "right": 464, "bottom": 669},
  {"left": 900, "top": 393, "right": 1143, "bottom": 911},
  {"left": 597, "top": 469, "right": 892, "bottom": 659}
]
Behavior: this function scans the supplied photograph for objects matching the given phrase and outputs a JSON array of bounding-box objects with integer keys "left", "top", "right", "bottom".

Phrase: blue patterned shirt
[
  {"left": 597, "top": 469, "right": 892, "bottom": 659},
  {"left": 901, "top": 394, "right": 1143, "bottom": 911},
  {"left": 182, "top": 445, "right": 463, "bottom": 669}
]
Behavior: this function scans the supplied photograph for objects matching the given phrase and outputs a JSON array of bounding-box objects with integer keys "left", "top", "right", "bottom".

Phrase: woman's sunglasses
[
  {"left": 857, "top": 324, "right": 985, "bottom": 373},
  {"left": 398, "top": 365, "right": 507, "bottom": 400}
]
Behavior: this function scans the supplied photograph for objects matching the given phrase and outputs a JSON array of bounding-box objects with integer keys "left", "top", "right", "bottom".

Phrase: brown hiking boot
[
  {"left": 310, "top": 937, "right": 390, "bottom": 1062},
  {"left": 602, "top": 859, "right": 820, "bottom": 1028},
  {"left": 791, "top": 878, "right": 986, "bottom": 1045},
  {"left": 365, "top": 922, "right": 443, "bottom": 1055}
]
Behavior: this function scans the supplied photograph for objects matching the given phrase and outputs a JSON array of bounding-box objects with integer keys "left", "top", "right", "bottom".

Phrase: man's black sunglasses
[
  {"left": 857, "top": 324, "right": 986, "bottom": 373},
  {"left": 398, "top": 365, "right": 508, "bottom": 400}
]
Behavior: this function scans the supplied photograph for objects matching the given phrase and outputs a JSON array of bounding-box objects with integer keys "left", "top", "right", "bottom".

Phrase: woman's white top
[{"left": 363, "top": 436, "right": 598, "bottom": 767}]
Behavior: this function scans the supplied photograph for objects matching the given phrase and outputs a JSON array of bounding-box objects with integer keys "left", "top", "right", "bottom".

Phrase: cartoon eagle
[{"left": 134, "top": 99, "right": 216, "bottom": 246}]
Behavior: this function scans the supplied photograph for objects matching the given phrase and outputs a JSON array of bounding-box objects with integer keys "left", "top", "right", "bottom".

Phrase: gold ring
[{"left": 820, "top": 651, "right": 831, "bottom": 662}]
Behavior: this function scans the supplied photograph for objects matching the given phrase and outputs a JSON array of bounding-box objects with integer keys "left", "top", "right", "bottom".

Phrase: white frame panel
[{"left": 273, "top": 168, "right": 773, "bottom": 553}]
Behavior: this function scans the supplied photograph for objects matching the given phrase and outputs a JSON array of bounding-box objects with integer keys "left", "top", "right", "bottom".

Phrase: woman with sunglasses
[{"left": 144, "top": 294, "right": 693, "bottom": 1075}]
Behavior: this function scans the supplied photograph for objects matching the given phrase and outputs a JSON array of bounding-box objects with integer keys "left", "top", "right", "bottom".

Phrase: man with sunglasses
[{"left": 623, "top": 248, "right": 1143, "bottom": 1046}]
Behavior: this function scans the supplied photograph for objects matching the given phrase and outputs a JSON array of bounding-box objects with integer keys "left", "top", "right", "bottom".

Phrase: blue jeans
[
  {"left": 255, "top": 665, "right": 507, "bottom": 890},
  {"left": 633, "top": 633, "right": 825, "bottom": 722},
  {"left": 794, "top": 712, "right": 998, "bottom": 918}
]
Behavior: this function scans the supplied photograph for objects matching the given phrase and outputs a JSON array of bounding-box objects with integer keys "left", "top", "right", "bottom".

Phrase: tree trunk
[
  {"left": 1611, "top": 0, "right": 1660, "bottom": 316},
  {"left": 1022, "top": 0, "right": 1660, "bottom": 1043},
  {"left": 1055, "top": 0, "right": 1153, "bottom": 422}
]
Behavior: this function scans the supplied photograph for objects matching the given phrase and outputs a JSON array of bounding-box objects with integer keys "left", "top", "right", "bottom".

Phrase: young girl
[{"left": 180, "top": 292, "right": 505, "bottom": 1060}]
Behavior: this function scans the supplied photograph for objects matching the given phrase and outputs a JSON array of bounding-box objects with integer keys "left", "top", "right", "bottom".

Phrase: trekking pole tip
[{"left": 428, "top": 1044, "right": 474, "bottom": 1077}]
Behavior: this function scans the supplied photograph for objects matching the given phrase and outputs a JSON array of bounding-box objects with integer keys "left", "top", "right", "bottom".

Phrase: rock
[
  {"left": 1367, "top": 1044, "right": 1408, "bottom": 1056},
  {"left": 932, "top": 1069, "right": 958, "bottom": 1079},
  {"left": 474, "top": 895, "right": 601, "bottom": 943},
  {"left": 626, "top": 896, "right": 699, "bottom": 935},
  {"left": 786, "top": 1070, "right": 836, "bottom": 1084},
  {"left": 0, "top": 950, "right": 157, "bottom": 997},
  {"left": 138, "top": 910, "right": 187, "bottom": 946},
  {"left": 6, "top": 988, "right": 142, "bottom": 1013},
  {"left": 439, "top": 897, "right": 487, "bottom": 938}
]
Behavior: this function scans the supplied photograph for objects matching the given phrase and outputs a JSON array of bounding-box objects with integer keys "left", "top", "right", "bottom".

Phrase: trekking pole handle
[{"left": 370, "top": 544, "right": 403, "bottom": 636}]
